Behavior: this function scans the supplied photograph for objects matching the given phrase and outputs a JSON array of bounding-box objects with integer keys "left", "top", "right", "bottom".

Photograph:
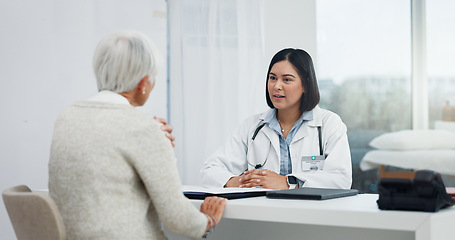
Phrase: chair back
[{"left": 2, "top": 185, "right": 65, "bottom": 240}]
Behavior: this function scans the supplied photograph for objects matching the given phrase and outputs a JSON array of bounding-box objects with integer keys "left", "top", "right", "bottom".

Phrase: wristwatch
[{"left": 287, "top": 175, "right": 297, "bottom": 189}]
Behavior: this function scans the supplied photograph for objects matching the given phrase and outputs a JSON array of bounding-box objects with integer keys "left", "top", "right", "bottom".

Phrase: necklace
[
  {"left": 278, "top": 120, "right": 296, "bottom": 133},
  {"left": 276, "top": 111, "right": 299, "bottom": 133}
]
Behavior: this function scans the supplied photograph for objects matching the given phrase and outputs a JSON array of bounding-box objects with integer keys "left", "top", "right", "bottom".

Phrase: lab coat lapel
[
  {"left": 292, "top": 124, "right": 307, "bottom": 143},
  {"left": 292, "top": 106, "right": 323, "bottom": 144},
  {"left": 261, "top": 126, "right": 280, "bottom": 157},
  {"left": 257, "top": 109, "right": 281, "bottom": 157}
]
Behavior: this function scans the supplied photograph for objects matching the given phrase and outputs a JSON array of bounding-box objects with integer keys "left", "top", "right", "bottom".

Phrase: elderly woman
[{"left": 49, "top": 31, "right": 226, "bottom": 240}]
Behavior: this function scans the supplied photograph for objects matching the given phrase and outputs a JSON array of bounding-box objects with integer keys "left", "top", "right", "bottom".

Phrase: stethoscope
[{"left": 245, "top": 122, "right": 323, "bottom": 169}]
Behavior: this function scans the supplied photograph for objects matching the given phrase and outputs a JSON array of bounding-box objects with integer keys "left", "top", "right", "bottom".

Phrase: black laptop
[{"left": 266, "top": 187, "right": 359, "bottom": 200}]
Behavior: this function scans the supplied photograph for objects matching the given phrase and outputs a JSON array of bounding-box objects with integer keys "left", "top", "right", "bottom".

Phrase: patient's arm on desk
[{"left": 200, "top": 197, "right": 227, "bottom": 232}]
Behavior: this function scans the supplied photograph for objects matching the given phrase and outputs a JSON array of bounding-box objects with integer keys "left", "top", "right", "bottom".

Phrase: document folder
[
  {"left": 184, "top": 190, "right": 267, "bottom": 200},
  {"left": 266, "top": 187, "right": 359, "bottom": 200},
  {"left": 183, "top": 187, "right": 270, "bottom": 200}
]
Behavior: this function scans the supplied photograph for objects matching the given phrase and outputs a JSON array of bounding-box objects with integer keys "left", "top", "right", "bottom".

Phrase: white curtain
[{"left": 168, "top": 0, "right": 266, "bottom": 185}]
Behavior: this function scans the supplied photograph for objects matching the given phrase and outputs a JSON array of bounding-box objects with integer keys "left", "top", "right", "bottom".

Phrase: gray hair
[{"left": 93, "top": 31, "right": 161, "bottom": 93}]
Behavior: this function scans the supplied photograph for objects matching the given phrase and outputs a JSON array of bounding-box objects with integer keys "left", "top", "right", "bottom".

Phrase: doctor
[{"left": 201, "top": 48, "right": 352, "bottom": 190}]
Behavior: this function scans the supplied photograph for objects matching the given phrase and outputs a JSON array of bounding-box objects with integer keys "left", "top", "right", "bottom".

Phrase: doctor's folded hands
[{"left": 201, "top": 48, "right": 352, "bottom": 190}]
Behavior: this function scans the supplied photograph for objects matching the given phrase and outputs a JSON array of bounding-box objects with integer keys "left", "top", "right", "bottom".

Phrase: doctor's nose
[{"left": 274, "top": 81, "right": 283, "bottom": 90}]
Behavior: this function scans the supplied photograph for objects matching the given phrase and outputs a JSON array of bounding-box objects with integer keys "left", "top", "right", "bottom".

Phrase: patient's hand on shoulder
[{"left": 154, "top": 116, "right": 175, "bottom": 147}]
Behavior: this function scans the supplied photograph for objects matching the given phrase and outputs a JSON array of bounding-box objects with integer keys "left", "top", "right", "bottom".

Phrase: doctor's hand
[
  {"left": 239, "top": 169, "right": 289, "bottom": 190},
  {"left": 224, "top": 176, "right": 242, "bottom": 188},
  {"left": 154, "top": 116, "right": 175, "bottom": 147}
]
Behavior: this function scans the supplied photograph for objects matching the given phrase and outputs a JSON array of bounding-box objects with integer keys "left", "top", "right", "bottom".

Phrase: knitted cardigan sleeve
[{"left": 125, "top": 113, "right": 208, "bottom": 238}]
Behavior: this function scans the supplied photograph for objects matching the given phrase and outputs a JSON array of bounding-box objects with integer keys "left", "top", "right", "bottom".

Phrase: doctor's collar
[
  {"left": 301, "top": 109, "right": 314, "bottom": 121},
  {"left": 262, "top": 109, "right": 314, "bottom": 127}
]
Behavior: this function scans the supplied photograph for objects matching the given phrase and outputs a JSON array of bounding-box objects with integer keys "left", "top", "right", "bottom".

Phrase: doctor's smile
[{"left": 272, "top": 94, "right": 285, "bottom": 99}]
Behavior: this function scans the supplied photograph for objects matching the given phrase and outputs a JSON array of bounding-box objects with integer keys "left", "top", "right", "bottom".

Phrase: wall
[
  {"left": 0, "top": 1, "right": 167, "bottom": 238},
  {"left": 264, "top": 0, "right": 317, "bottom": 71}
]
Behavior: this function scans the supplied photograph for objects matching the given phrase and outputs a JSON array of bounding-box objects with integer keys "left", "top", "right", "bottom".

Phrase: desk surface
[{"left": 189, "top": 193, "right": 455, "bottom": 233}]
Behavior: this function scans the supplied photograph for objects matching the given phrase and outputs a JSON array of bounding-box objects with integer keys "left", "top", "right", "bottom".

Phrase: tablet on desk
[{"left": 266, "top": 187, "right": 359, "bottom": 200}]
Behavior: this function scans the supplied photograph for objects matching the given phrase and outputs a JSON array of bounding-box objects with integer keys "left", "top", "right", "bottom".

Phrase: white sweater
[{"left": 49, "top": 98, "right": 206, "bottom": 240}]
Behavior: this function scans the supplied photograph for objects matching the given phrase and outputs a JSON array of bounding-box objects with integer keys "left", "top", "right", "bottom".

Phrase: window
[
  {"left": 316, "top": 0, "right": 412, "bottom": 192},
  {"left": 427, "top": 0, "right": 455, "bottom": 126}
]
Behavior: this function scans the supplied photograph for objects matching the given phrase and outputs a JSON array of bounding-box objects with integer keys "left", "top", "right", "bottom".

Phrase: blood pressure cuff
[{"left": 377, "top": 170, "right": 454, "bottom": 212}]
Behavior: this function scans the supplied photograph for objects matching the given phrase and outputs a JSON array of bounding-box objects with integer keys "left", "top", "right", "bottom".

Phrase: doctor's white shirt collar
[{"left": 262, "top": 108, "right": 314, "bottom": 127}]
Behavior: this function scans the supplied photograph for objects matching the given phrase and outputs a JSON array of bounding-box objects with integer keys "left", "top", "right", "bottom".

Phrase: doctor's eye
[{"left": 268, "top": 75, "right": 277, "bottom": 81}]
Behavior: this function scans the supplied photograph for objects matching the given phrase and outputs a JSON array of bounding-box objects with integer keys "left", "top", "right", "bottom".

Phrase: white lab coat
[{"left": 201, "top": 106, "right": 352, "bottom": 189}]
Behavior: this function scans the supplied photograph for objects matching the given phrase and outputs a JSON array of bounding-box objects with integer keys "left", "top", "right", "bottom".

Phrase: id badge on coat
[{"left": 301, "top": 155, "right": 326, "bottom": 171}]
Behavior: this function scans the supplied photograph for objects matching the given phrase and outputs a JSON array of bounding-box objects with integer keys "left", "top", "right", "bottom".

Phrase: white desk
[{"left": 165, "top": 193, "right": 455, "bottom": 240}]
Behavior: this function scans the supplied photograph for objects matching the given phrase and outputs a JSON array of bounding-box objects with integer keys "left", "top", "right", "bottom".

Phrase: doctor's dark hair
[{"left": 265, "top": 48, "right": 320, "bottom": 112}]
